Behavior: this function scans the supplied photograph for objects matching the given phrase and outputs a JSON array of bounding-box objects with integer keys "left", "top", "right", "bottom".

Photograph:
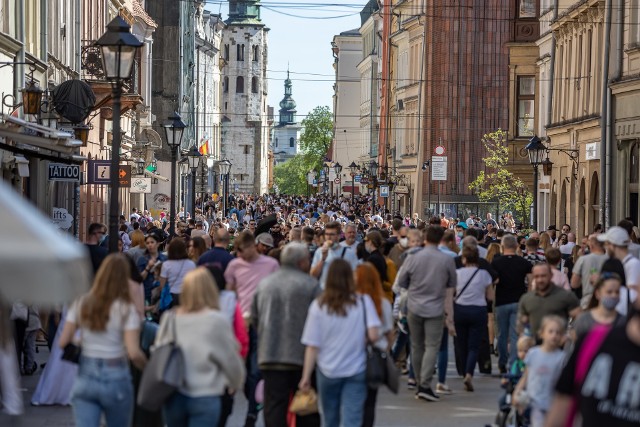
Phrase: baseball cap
[
  {"left": 547, "top": 225, "right": 557, "bottom": 231},
  {"left": 255, "top": 233, "right": 274, "bottom": 247},
  {"left": 456, "top": 222, "right": 468, "bottom": 230},
  {"left": 597, "top": 226, "right": 630, "bottom": 247}
]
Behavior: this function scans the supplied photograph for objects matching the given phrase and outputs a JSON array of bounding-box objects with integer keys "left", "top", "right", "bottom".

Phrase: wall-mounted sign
[
  {"left": 130, "top": 177, "right": 152, "bottom": 193},
  {"left": 52, "top": 207, "right": 73, "bottom": 229},
  {"left": 87, "top": 160, "right": 111, "bottom": 184},
  {"left": 118, "top": 165, "right": 131, "bottom": 186},
  {"left": 380, "top": 185, "right": 389, "bottom": 198},
  {"left": 48, "top": 163, "right": 80, "bottom": 182},
  {"left": 395, "top": 185, "right": 409, "bottom": 194}
]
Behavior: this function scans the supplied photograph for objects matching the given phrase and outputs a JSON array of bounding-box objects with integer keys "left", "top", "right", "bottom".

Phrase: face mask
[
  {"left": 399, "top": 237, "right": 408, "bottom": 248},
  {"left": 456, "top": 232, "right": 463, "bottom": 238},
  {"left": 601, "top": 296, "right": 620, "bottom": 311}
]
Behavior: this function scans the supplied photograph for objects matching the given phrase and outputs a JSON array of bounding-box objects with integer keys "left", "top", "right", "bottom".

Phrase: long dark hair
[{"left": 318, "top": 259, "right": 356, "bottom": 316}]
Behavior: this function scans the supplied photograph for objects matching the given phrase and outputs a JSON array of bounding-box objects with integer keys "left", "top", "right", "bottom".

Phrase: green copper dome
[
  {"left": 278, "top": 70, "right": 297, "bottom": 125},
  {"left": 227, "top": 0, "right": 263, "bottom": 25}
]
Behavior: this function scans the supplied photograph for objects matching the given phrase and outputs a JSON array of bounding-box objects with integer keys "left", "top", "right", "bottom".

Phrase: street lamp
[
  {"left": 322, "top": 163, "right": 330, "bottom": 194},
  {"left": 162, "top": 112, "right": 187, "bottom": 238},
  {"left": 218, "top": 159, "right": 232, "bottom": 217},
  {"left": 186, "top": 143, "right": 201, "bottom": 218},
  {"left": 96, "top": 16, "right": 143, "bottom": 253},
  {"left": 525, "top": 135, "right": 546, "bottom": 231},
  {"left": 333, "top": 162, "right": 342, "bottom": 196},
  {"left": 348, "top": 161, "right": 358, "bottom": 207},
  {"left": 368, "top": 160, "right": 378, "bottom": 212}
]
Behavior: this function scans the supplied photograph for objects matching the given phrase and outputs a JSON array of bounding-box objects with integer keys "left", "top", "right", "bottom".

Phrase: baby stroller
[{"left": 494, "top": 379, "right": 529, "bottom": 427}]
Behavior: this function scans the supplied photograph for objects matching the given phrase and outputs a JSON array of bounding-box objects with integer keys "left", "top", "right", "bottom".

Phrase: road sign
[
  {"left": 334, "top": 177, "right": 341, "bottom": 184},
  {"left": 435, "top": 145, "right": 446, "bottom": 156},
  {"left": 395, "top": 185, "right": 409, "bottom": 194},
  {"left": 354, "top": 174, "right": 361, "bottom": 183},
  {"left": 431, "top": 156, "right": 448, "bottom": 181},
  {"left": 87, "top": 160, "right": 111, "bottom": 184},
  {"left": 118, "top": 165, "right": 131, "bottom": 186},
  {"left": 48, "top": 163, "right": 80, "bottom": 182},
  {"left": 380, "top": 185, "right": 389, "bottom": 197},
  {"left": 360, "top": 176, "right": 369, "bottom": 185}
]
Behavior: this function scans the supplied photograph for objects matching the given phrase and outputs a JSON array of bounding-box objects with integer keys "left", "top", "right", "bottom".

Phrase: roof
[
  {"left": 360, "top": 0, "right": 379, "bottom": 24},
  {"left": 132, "top": 0, "right": 157, "bottom": 28},
  {"left": 339, "top": 28, "right": 361, "bottom": 37}
]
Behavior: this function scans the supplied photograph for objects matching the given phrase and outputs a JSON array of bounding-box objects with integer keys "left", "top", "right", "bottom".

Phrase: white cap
[{"left": 597, "top": 226, "right": 630, "bottom": 247}]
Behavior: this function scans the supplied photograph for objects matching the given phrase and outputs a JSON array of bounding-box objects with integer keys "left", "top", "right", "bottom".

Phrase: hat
[
  {"left": 456, "top": 222, "right": 468, "bottom": 230},
  {"left": 547, "top": 225, "right": 557, "bottom": 231},
  {"left": 597, "top": 226, "right": 630, "bottom": 247},
  {"left": 255, "top": 233, "right": 274, "bottom": 247}
]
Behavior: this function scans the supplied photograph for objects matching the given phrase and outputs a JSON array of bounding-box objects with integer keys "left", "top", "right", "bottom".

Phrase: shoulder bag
[
  {"left": 455, "top": 268, "right": 481, "bottom": 303},
  {"left": 137, "top": 311, "right": 185, "bottom": 411},
  {"left": 361, "top": 297, "right": 399, "bottom": 393}
]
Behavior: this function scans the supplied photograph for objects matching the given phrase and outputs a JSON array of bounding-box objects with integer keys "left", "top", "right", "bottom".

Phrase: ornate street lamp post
[
  {"left": 333, "top": 162, "right": 342, "bottom": 197},
  {"left": 525, "top": 135, "right": 546, "bottom": 231},
  {"left": 162, "top": 112, "right": 187, "bottom": 238},
  {"left": 322, "top": 163, "right": 330, "bottom": 194},
  {"left": 348, "top": 161, "right": 358, "bottom": 208},
  {"left": 96, "top": 16, "right": 143, "bottom": 253},
  {"left": 368, "top": 160, "right": 378, "bottom": 213},
  {"left": 186, "top": 143, "right": 201, "bottom": 218},
  {"left": 218, "top": 159, "right": 232, "bottom": 218}
]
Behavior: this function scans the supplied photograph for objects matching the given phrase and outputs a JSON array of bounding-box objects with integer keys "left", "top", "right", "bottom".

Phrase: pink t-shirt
[{"left": 224, "top": 255, "right": 279, "bottom": 317}]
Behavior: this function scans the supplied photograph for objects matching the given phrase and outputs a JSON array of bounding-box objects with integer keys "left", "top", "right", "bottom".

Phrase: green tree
[
  {"left": 273, "top": 105, "right": 333, "bottom": 194},
  {"left": 469, "top": 129, "right": 533, "bottom": 228}
]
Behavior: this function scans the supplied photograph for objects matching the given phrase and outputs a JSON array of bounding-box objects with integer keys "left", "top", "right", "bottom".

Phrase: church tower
[
  {"left": 221, "top": 0, "right": 270, "bottom": 193},
  {"left": 273, "top": 70, "right": 302, "bottom": 166}
]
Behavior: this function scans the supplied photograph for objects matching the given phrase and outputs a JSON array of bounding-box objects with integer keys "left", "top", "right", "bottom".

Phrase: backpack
[{"left": 382, "top": 257, "right": 397, "bottom": 302}]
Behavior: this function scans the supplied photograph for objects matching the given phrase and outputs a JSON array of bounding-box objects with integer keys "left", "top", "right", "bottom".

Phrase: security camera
[{"left": 421, "top": 161, "right": 429, "bottom": 171}]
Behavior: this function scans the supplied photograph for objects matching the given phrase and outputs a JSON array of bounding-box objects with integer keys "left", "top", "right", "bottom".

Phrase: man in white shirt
[
  {"left": 560, "top": 232, "right": 577, "bottom": 256},
  {"left": 598, "top": 226, "right": 640, "bottom": 315},
  {"left": 311, "top": 221, "right": 359, "bottom": 288}
]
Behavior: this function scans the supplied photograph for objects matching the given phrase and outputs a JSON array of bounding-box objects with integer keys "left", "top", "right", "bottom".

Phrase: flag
[{"left": 198, "top": 137, "right": 209, "bottom": 156}]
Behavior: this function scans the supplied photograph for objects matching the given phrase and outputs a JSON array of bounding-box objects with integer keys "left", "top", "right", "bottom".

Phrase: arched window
[
  {"left": 251, "top": 77, "right": 258, "bottom": 93},
  {"left": 224, "top": 45, "right": 229, "bottom": 60},
  {"left": 223, "top": 76, "right": 229, "bottom": 93},
  {"left": 289, "top": 137, "right": 294, "bottom": 147},
  {"left": 237, "top": 44, "right": 245, "bottom": 61},
  {"left": 236, "top": 76, "right": 244, "bottom": 93},
  {"left": 252, "top": 45, "right": 259, "bottom": 61},
  {"left": 275, "top": 138, "right": 278, "bottom": 147}
]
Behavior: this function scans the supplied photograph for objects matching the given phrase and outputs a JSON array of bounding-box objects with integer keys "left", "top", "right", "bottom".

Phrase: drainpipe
[
  {"left": 600, "top": 0, "right": 613, "bottom": 227},
  {"left": 75, "top": 0, "right": 81, "bottom": 73},
  {"left": 15, "top": 0, "right": 26, "bottom": 118}
]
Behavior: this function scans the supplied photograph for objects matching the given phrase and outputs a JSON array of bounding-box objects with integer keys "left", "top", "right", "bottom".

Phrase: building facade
[
  {"left": 272, "top": 71, "right": 301, "bottom": 167},
  {"left": 221, "top": 0, "right": 270, "bottom": 195}
]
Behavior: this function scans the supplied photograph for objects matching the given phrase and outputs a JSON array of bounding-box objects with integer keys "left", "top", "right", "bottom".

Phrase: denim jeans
[
  {"left": 391, "top": 327, "right": 414, "bottom": 380},
  {"left": 453, "top": 304, "right": 488, "bottom": 376},
  {"left": 495, "top": 303, "right": 519, "bottom": 369},
  {"left": 437, "top": 327, "right": 448, "bottom": 384},
  {"left": 71, "top": 356, "right": 133, "bottom": 427},
  {"left": 407, "top": 312, "right": 444, "bottom": 389},
  {"left": 245, "top": 326, "right": 262, "bottom": 418},
  {"left": 316, "top": 370, "right": 367, "bottom": 427},
  {"left": 163, "top": 392, "right": 221, "bottom": 427}
]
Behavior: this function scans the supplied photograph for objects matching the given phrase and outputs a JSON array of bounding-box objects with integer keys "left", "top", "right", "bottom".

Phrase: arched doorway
[
  {"left": 560, "top": 180, "right": 567, "bottom": 227},
  {"left": 590, "top": 172, "right": 600, "bottom": 232},
  {"left": 579, "top": 178, "right": 586, "bottom": 236}
]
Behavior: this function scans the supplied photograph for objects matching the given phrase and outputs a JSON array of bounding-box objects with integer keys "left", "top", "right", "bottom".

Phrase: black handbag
[
  {"left": 61, "top": 343, "right": 82, "bottom": 364},
  {"left": 361, "top": 297, "right": 398, "bottom": 391}
]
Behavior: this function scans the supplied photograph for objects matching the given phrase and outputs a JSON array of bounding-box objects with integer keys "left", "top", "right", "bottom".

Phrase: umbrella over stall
[{"left": 0, "top": 179, "right": 92, "bottom": 305}]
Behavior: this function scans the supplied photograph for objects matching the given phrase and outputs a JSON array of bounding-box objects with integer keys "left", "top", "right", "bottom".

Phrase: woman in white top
[
  {"left": 454, "top": 245, "right": 494, "bottom": 392},
  {"left": 156, "top": 268, "right": 245, "bottom": 427},
  {"left": 355, "top": 263, "right": 393, "bottom": 427},
  {"left": 159, "top": 238, "right": 196, "bottom": 307},
  {"left": 299, "top": 259, "right": 380, "bottom": 427},
  {"left": 60, "top": 254, "right": 147, "bottom": 427}
]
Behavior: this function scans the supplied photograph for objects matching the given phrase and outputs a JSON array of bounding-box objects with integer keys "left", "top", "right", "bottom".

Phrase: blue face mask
[{"left": 601, "top": 296, "right": 620, "bottom": 311}]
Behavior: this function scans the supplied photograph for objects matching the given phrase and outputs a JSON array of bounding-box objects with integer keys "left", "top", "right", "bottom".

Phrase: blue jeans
[
  {"left": 71, "top": 356, "right": 133, "bottom": 427},
  {"left": 495, "top": 303, "right": 519, "bottom": 369},
  {"left": 163, "top": 392, "right": 221, "bottom": 427},
  {"left": 453, "top": 304, "right": 488, "bottom": 376},
  {"left": 245, "top": 326, "right": 261, "bottom": 417},
  {"left": 316, "top": 370, "right": 367, "bottom": 427},
  {"left": 391, "top": 327, "right": 414, "bottom": 380},
  {"left": 437, "top": 327, "right": 448, "bottom": 384}
]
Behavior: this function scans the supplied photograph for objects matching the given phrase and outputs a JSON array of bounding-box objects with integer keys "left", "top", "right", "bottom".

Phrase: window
[
  {"left": 517, "top": 76, "right": 535, "bottom": 137},
  {"left": 224, "top": 44, "right": 229, "bottom": 60},
  {"left": 243, "top": 145, "right": 250, "bottom": 155},
  {"left": 236, "top": 76, "right": 244, "bottom": 93},
  {"left": 223, "top": 77, "right": 229, "bottom": 93},
  {"left": 632, "top": 0, "right": 640, "bottom": 44},
  {"left": 289, "top": 137, "right": 294, "bottom": 147},
  {"left": 518, "top": 0, "right": 536, "bottom": 18},
  {"left": 252, "top": 45, "right": 259, "bottom": 61},
  {"left": 251, "top": 77, "right": 258, "bottom": 93},
  {"left": 237, "top": 44, "right": 245, "bottom": 61},
  {"left": 275, "top": 138, "right": 278, "bottom": 147}
]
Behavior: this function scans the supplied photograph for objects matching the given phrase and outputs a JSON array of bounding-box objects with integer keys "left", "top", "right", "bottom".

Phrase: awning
[{"left": 0, "top": 113, "right": 82, "bottom": 155}]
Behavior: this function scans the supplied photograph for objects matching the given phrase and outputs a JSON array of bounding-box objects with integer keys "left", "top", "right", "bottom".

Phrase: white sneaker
[{"left": 436, "top": 383, "right": 453, "bottom": 394}]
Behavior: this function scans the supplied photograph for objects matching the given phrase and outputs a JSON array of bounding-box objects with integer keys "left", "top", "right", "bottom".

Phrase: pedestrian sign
[{"left": 380, "top": 185, "right": 389, "bottom": 197}]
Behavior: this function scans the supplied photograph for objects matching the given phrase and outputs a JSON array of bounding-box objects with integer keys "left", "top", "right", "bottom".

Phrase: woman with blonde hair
[
  {"left": 486, "top": 242, "right": 502, "bottom": 263},
  {"left": 355, "top": 263, "right": 393, "bottom": 427},
  {"left": 299, "top": 259, "right": 380, "bottom": 427},
  {"left": 127, "top": 230, "right": 146, "bottom": 264},
  {"left": 156, "top": 268, "right": 245, "bottom": 427},
  {"left": 539, "top": 232, "right": 552, "bottom": 253},
  {"left": 60, "top": 254, "right": 147, "bottom": 427}
]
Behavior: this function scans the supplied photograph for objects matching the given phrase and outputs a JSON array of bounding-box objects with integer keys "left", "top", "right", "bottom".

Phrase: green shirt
[{"left": 518, "top": 285, "right": 580, "bottom": 335}]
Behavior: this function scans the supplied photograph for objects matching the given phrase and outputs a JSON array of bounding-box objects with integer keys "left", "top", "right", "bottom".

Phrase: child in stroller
[{"left": 495, "top": 335, "right": 535, "bottom": 427}]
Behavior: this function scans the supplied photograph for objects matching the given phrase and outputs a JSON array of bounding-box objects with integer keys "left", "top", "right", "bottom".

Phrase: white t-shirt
[
  {"left": 67, "top": 299, "right": 140, "bottom": 359},
  {"left": 312, "top": 244, "right": 360, "bottom": 289},
  {"left": 623, "top": 254, "right": 640, "bottom": 287},
  {"left": 161, "top": 259, "right": 197, "bottom": 294},
  {"left": 301, "top": 295, "right": 381, "bottom": 378},
  {"left": 559, "top": 242, "right": 576, "bottom": 256},
  {"left": 455, "top": 267, "right": 492, "bottom": 306}
]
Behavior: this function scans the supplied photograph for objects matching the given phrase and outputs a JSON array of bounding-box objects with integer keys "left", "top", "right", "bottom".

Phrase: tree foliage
[
  {"left": 273, "top": 106, "right": 333, "bottom": 194},
  {"left": 469, "top": 129, "right": 533, "bottom": 227}
]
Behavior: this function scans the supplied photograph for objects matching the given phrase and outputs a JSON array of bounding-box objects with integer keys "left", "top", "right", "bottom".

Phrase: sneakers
[
  {"left": 463, "top": 377, "right": 474, "bottom": 392},
  {"left": 436, "top": 383, "right": 453, "bottom": 394},
  {"left": 415, "top": 386, "right": 440, "bottom": 402},
  {"left": 407, "top": 378, "right": 417, "bottom": 390}
]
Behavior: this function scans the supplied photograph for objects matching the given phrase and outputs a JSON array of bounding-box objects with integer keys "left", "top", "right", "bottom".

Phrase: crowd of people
[{"left": 1, "top": 192, "right": 639, "bottom": 427}]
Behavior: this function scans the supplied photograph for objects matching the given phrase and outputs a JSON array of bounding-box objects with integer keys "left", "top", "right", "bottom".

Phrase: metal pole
[
  {"left": 190, "top": 169, "right": 196, "bottom": 218},
  {"left": 169, "top": 148, "right": 178, "bottom": 237},
  {"left": 533, "top": 165, "right": 539, "bottom": 231},
  {"left": 108, "top": 81, "right": 122, "bottom": 253},
  {"left": 436, "top": 182, "right": 440, "bottom": 218},
  {"left": 351, "top": 174, "right": 355, "bottom": 207},
  {"left": 427, "top": 165, "right": 432, "bottom": 217},
  {"left": 223, "top": 173, "right": 228, "bottom": 217}
]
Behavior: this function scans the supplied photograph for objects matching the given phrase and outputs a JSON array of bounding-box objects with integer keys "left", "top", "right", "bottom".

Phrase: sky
[{"left": 205, "top": 0, "right": 364, "bottom": 120}]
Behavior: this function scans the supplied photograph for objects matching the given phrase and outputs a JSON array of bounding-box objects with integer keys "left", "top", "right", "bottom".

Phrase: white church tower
[
  {"left": 273, "top": 70, "right": 302, "bottom": 166},
  {"left": 221, "top": 0, "right": 270, "bottom": 194}
]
